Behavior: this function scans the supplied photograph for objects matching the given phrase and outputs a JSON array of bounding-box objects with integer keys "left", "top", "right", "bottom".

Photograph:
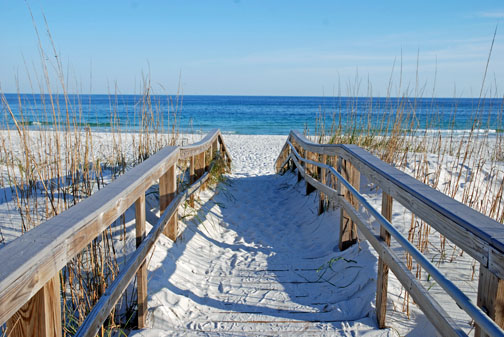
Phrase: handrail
[
  {"left": 180, "top": 128, "right": 232, "bottom": 164},
  {"left": 287, "top": 140, "right": 503, "bottom": 337},
  {"left": 0, "top": 129, "right": 232, "bottom": 335},
  {"left": 276, "top": 130, "right": 504, "bottom": 337},
  {"left": 75, "top": 161, "right": 215, "bottom": 337},
  {"left": 285, "top": 131, "right": 504, "bottom": 269}
]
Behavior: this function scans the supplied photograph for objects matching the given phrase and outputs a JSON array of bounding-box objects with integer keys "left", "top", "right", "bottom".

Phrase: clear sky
[{"left": 1, "top": 0, "right": 503, "bottom": 97}]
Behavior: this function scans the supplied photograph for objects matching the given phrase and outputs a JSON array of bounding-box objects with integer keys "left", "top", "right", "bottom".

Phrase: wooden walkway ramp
[
  {"left": 133, "top": 172, "right": 385, "bottom": 336},
  {"left": 3, "top": 129, "right": 504, "bottom": 337}
]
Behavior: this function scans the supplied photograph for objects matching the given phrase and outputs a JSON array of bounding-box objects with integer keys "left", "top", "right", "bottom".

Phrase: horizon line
[{"left": 2, "top": 92, "right": 501, "bottom": 100}]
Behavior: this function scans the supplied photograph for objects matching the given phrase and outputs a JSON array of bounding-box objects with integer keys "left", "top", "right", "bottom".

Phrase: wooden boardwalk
[
  {"left": 137, "top": 172, "right": 384, "bottom": 336},
  {"left": 2, "top": 129, "right": 504, "bottom": 337}
]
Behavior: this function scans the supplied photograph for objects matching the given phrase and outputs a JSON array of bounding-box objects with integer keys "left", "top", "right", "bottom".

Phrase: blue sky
[{"left": 1, "top": 0, "right": 503, "bottom": 97}]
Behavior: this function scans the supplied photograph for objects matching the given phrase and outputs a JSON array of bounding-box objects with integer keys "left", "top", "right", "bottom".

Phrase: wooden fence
[
  {"left": 0, "top": 129, "right": 231, "bottom": 337},
  {"left": 275, "top": 130, "right": 504, "bottom": 337}
]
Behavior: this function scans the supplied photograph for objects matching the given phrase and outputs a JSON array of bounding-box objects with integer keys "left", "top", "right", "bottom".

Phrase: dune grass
[
  {"left": 309, "top": 45, "right": 504, "bottom": 321},
  {"left": 0, "top": 15, "right": 184, "bottom": 336}
]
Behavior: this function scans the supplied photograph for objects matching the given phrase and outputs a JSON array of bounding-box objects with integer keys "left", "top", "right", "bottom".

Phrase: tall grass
[
  {"left": 0, "top": 14, "right": 182, "bottom": 336},
  {"left": 311, "top": 46, "right": 504, "bottom": 321}
]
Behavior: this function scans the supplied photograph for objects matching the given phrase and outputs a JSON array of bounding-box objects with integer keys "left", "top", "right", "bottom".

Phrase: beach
[
  {"left": 0, "top": 130, "right": 503, "bottom": 336},
  {"left": 2, "top": 2, "right": 504, "bottom": 335}
]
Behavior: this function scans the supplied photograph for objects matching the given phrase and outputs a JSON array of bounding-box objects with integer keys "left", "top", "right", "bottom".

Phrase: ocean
[{"left": 1, "top": 94, "right": 502, "bottom": 135}]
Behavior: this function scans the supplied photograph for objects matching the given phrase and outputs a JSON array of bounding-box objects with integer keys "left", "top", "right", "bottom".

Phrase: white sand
[
  {"left": 129, "top": 135, "right": 397, "bottom": 336},
  {"left": 1, "top": 132, "right": 502, "bottom": 336}
]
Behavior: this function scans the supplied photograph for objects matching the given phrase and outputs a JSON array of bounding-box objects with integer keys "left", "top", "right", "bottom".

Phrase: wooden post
[
  {"left": 305, "top": 150, "right": 311, "bottom": 174},
  {"left": 160, "top": 164, "right": 178, "bottom": 240},
  {"left": 7, "top": 275, "right": 62, "bottom": 337},
  {"left": 476, "top": 266, "right": 504, "bottom": 337},
  {"left": 135, "top": 194, "right": 147, "bottom": 328},
  {"left": 318, "top": 154, "right": 327, "bottom": 214},
  {"left": 376, "top": 192, "right": 393, "bottom": 328},
  {"left": 305, "top": 151, "right": 316, "bottom": 195},
  {"left": 198, "top": 151, "right": 206, "bottom": 191},
  {"left": 205, "top": 147, "right": 211, "bottom": 172},
  {"left": 212, "top": 139, "right": 218, "bottom": 158},
  {"left": 338, "top": 158, "right": 360, "bottom": 251},
  {"left": 219, "top": 139, "right": 228, "bottom": 167},
  {"left": 276, "top": 146, "right": 288, "bottom": 173},
  {"left": 189, "top": 156, "right": 195, "bottom": 207},
  {"left": 196, "top": 152, "right": 205, "bottom": 177},
  {"left": 203, "top": 146, "right": 211, "bottom": 191}
]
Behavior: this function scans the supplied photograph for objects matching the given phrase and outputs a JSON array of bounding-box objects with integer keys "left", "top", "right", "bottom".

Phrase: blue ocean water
[{"left": 1, "top": 94, "right": 503, "bottom": 135}]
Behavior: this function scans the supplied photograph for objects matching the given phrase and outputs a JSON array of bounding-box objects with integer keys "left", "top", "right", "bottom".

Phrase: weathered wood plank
[
  {"left": 7, "top": 275, "right": 62, "bottom": 337},
  {"left": 338, "top": 159, "right": 360, "bottom": 251},
  {"left": 0, "top": 146, "right": 178, "bottom": 325},
  {"left": 275, "top": 142, "right": 290, "bottom": 173},
  {"left": 287, "top": 130, "right": 504, "bottom": 278},
  {"left": 290, "top": 154, "right": 341, "bottom": 203},
  {"left": 189, "top": 155, "right": 195, "bottom": 207},
  {"left": 179, "top": 129, "right": 219, "bottom": 160},
  {"left": 305, "top": 151, "right": 317, "bottom": 195},
  {"left": 199, "top": 152, "right": 207, "bottom": 191},
  {"left": 75, "top": 158, "right": 214, "bottom": 337},
  {"left": 0, "top": 129, "right": 231, "bottom": 332},
  {"left": 289, "top": 130, "right": 345, "bottom": 157},
  {"left": 476, "top": 265, "right": 504, "bottom": 337},
  {"left": 160, "top": 165, "right": 177, "bottom": 241},
  {"left": 135, "top": 194, "right": 147, "bottom": 329},
  {"left": 376, "top": 192, "right": 393, "bottom": 328},
  {"left": 339, "top": 146, "right": 492, "bottom": 270},
  {"left": 318, "top": 154, "right": 327, "bottom": 214},
  {"left": 339, "top": 145, "right": 504, "bottom": 270},
  {"left": 282, "top": 131, "right": 504, "bottom": 335},
  {"left": 289, "top": 153, "right": 469, "bottom": 336},
  {"left": 218, "top": 134, "right": 232, "bottom": 166},
  {"left": 212, "top": 139, "right": 218, "bottom": 158},
  {"left": 337, "top": 196, "right": 466, "bottom": 337}
]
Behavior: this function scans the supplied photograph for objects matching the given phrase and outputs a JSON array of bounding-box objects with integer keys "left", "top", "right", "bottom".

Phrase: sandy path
[{"left": 131, "top": 135, "right": 394, "bottom": 336}]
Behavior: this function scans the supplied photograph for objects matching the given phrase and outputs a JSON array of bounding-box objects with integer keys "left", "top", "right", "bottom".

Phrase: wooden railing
[
  {"left": 276, "top": 130, "right": 504, "bottom": 337},
  {"left": 0, "top": 129, "right": 231, "bottom": 337}
]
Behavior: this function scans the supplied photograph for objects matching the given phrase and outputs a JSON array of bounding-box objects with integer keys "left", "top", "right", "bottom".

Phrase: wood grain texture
[
  {"left": 179, "top": 129, "right": 219, "bottom": 160},
  {"left": 275, "top": 142, "right": 290, "bottom": 173},
  {"left": 289, "top": 131, "right": 345, "bottom": 157},
  {"left": 338, "top": 196, "right": 466, "bottom": 337},
  {"left": 218, "top": 134, "right": 233, "bottom": 166},
  {"left": 376, "top": 192, "right": 393, "bottom": 328},
  {"left": 304, "top": 151, "right": 316, "bottom": 195},
  {"left": 280, "top": 134, "right": 504, "bottom": 336},
  {"left": 476, "top": 265, "right": 504, "bottom": 337},
  {"left": 197, "top": 152, "right": 205, "bottom": 179},
  {"left": 160, "top": 165, "right": 177, "bottom": 240},
  {"left": 135, "top": 194, "right": 147, "bottom": 329},
  {"left": 289, "top": 154, "right": 340, "bottom": 203},
  {"left": 0, "top": 129, "right": 232, "bottom": 332},
  {"left": 212, "top": 139, "right": 218, "bottom": 158},
  {"left": 318, "top": 154, "right": 327, "bottom": 215},
  {"left": 286, "top": 130, "right": 504, "bottom": 278},
  {"left": 338, "top": 159, "right": 360, "bottom": 251},
  {"left": 179, "top": 129, "right": 231, "bottom": 165},
  {"left": 289, "top": 152, "right": 468, "bottom": 335},
  {"left": 0, "top": 145, "right": 178, "bottom": 325},
  {"left": 189, "top": 155, "right": 195, "bottom": 207},
  {"left": 75, "top": 159, "right": 214, "bottom": 337},
  {"left": 7, "top": 275, "right": 62, "bottom": 337}
]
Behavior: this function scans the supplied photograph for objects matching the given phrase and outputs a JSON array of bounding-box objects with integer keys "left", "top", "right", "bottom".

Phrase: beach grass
[
  {"left": 0, "top": 15, "right": 184, "bottom": 335},
  {"left": 308, "top": 42, "right": 504, "bottom": 320},
  {"left": 1, "top": 10, "right": 504, "bottom": 336}
]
